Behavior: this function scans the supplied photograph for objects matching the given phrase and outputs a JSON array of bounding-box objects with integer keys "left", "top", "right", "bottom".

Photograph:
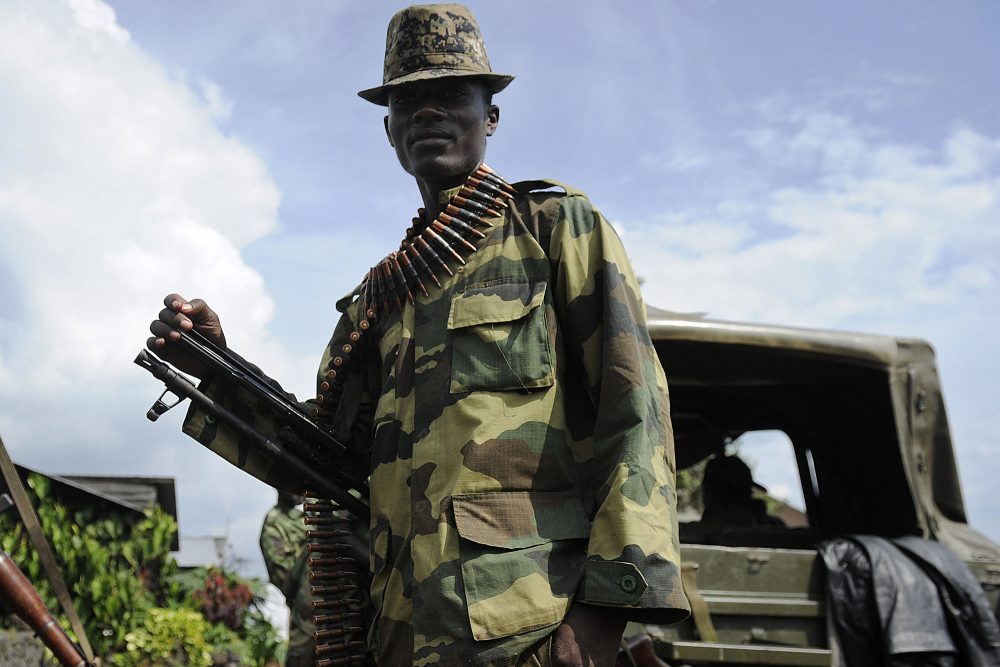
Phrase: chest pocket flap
[
  {"left": 447, "top": 280, "right": 553, "bottom": 393},
  {"left": 448, "top": 280, "right": 547, "bottom": 329}
]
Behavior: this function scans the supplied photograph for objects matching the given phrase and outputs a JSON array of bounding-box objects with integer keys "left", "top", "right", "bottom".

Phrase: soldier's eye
[
  {"left": 439, "top": 86, "right": 467, "bottom": 101},
  {"left": 390, "top": 93, "right": 414, "bottom": 108}
]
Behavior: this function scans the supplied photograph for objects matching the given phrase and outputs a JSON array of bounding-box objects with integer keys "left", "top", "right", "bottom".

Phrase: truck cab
[{"left": 632, "top": 310, "right": 1000, "bottom": 665}]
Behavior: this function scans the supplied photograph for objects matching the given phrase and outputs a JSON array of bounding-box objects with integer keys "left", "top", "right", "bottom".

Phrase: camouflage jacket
[
  {"left": 259, "top": 503, "right": 307, "bottom": 601},
  {"left": 185, "top": 180, "right": 690, "bottom": 666}
]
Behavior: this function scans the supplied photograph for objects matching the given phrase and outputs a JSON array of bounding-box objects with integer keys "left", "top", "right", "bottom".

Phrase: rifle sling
[{"left": 0, "top": 434, "right": 95, "bottom": 663}]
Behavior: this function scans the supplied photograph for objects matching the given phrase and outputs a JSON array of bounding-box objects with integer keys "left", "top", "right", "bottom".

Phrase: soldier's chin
[{"left": 408, "top": 153, "right": 480, "bottom": 185}]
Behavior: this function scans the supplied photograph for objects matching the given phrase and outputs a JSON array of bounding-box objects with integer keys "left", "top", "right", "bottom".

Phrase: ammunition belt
[
  {"left": 305, "top": 495, "right": 367, "bottom": 666},
  {"left": 363, "top": 162, "right": 515, "bottom": 317},
  {"left": 313, "top": 164, "right": 514, "bottom": 409}
]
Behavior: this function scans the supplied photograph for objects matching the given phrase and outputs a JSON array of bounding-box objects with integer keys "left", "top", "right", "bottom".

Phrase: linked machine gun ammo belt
[
  {"left": 304, "top": 496, "right": 367, "bottom": 666},
  {"left": 134, "top": 330, "right": 370, "bottom": 521}
]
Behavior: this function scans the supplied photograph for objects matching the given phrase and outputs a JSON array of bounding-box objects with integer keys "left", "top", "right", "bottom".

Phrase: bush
[
  {"left": 0, "top": 474, "right": 177, "bottom": 655},
  {"left": 193, "top": 569, "right": 254, "bottom": 630},
  {"left": 168, "top": 567, "right": 283, "bottom": 665},
  {"left": 243, "top": 606, "right": 284, "bottom": 666},
  {"left": 0, "top": 473, "right": 283, "bottom": 665},
  {"left": 112, "top": 607, "right": 213, "bottom": 667}
]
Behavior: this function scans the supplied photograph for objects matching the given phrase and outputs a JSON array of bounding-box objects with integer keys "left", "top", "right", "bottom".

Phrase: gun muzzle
[{"left": 134, "top": 350, "right": 190, "bottom": 421}]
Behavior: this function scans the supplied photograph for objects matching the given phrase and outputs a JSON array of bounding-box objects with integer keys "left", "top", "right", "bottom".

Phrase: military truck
[{"left": 629, "top": 310, "right": 1000, "bottom": 666}]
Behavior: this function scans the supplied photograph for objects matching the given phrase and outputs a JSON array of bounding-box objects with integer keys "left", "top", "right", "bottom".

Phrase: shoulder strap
[
  {"left": 513, "top": 178, "right": 588, "bottom": 198},
  {"left": 512, "top": 179, "right": 591, "bottom": 256}
]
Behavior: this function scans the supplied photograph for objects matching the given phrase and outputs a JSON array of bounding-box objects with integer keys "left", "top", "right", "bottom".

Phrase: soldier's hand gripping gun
[
  {"left": 0, "top": 495, "right": 92, "bottom": 667},
  {"left": 134, "top": 330, "right": 369, "bottom": 520}
]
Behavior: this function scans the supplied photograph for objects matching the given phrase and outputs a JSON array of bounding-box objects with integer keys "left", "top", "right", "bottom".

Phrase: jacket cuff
[
  {"left": 576, "top": 550, "right": 691, "bottom": 625},
  {"left": 580, "top": 560, "right": 647, "bottom": 605}
]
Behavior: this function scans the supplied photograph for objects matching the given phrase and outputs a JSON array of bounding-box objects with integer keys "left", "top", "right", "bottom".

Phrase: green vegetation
[
  {"left": 0, "top": 473, "right": 283, "bottom": 665},
  {"left": 112, "top": 608, "right": 214, "bottom": 667}
]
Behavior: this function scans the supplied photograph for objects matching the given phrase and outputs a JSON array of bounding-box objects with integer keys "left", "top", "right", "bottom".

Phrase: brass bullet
[
  {"left": 396, "top": 250, "right": 427, "bottom": 296},
  {"left": 441, "top": 208, "right": 487, "bottom": 238},
  {"left": 432, "top": 219, "right": 477, "bottom": 252},
  {"left": 379, "top": 261, "right": 402, "bottom": 310},
  {"left": 457, "top": 185, "right": 506, "bottom": 210},
  {"left": 406, "top": 244, "right": 442, "bottom": 287},
  {"left": 315, "top": 626, "right": 364, "bottom": 641},
  {"left": 424, "top": 226, "right": 465, "bottom": 264},
  {"left": 452, "top": 196, "right": 501, "bottom": 220},
  {"left": 316, "top": 645, "right": 366, "bottom": 657},
  {"left": 304, "top": 516, "right": 351, "bottom": 527},
  {"left": 414, "top": 236, "right": 454, "bottom": 276},
  {"left": 314, "top": 611, "right": 363, "bottom": 625},
  {"left": 390, "top": 253, "right": 414, "bottom": 303}
]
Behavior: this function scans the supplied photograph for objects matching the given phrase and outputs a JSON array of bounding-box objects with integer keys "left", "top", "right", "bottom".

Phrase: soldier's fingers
[
  {"left": 157, "top": 307, "right": 194, "bottom": 330},
  {"left": 163, "top": 292, "right": 190, "bottom": 313},
  {"left": 185, "top": 298, "right": 217, "bottom": 323},
  {"left": 150, "top": 319, "right": 183, "bottom": 341}
]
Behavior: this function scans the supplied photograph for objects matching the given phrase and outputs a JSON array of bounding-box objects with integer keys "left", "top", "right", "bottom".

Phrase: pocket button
[{"left": 620, "top": 574, "right": 638, "bottom": 593}]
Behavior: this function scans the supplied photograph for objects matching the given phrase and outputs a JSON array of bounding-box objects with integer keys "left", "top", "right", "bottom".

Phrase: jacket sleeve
[
  {"left": 546, "top": 193, "right": 690, "bottom": 624},
  {"left": 181, "top": 293, "right": 374, "bottom": 493}
]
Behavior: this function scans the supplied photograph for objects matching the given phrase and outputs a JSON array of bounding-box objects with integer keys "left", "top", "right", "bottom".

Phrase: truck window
[
  {"left": 733, "top": 430, "right": 808, "bottom": 528},
  {"left": 677, "top": 431, "right": 821, "bottom": 548}
]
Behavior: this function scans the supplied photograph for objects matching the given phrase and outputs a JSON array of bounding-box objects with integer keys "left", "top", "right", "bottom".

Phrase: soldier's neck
[{"left": 416, "top": 173, "right": 471, "bottom": 223}]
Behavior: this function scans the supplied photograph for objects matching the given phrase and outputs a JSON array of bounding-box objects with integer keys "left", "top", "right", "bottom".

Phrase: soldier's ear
[
  {"left": 486, "top": 105, "right": 499, "bottom": 138},
  {"left": 384, "top": 116, "right": 394, "bottom": 147}
]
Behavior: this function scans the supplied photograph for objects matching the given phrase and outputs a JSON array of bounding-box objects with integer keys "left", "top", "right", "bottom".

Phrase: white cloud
[
  {"left": 630, "top": 109, "right": 1000, "bottom": 328},
  {"left": 0, "top": 0, "right": 302, "bottom": 385},
  {"left": 198, "top": 78, "right": 235, "bottom": 122},
  {"left": 0, "top": 0, "right": 310, "bottom": 576},
  {"left": 66, "top": 0, "right": 128, "bottom": 42}
]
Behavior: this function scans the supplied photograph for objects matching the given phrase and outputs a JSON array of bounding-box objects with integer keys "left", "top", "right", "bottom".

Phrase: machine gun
[{"left": 134, "top": 330, "right": 369, "bottom": 520}]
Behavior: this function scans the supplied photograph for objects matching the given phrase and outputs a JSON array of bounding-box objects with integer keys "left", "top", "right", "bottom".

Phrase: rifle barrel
[{"left": 134, "top": 350, "right": 369, "bottom": 520}]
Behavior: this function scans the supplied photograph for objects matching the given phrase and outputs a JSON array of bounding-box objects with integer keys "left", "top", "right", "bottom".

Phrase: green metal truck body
[{"left": 632, "top": 310, "right": 1000, "bottom": 665}]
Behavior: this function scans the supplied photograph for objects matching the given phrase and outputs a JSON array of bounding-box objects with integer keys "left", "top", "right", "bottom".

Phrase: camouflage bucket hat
[{"left": 358, "top": 3, "right": 514, "bottom": 106}]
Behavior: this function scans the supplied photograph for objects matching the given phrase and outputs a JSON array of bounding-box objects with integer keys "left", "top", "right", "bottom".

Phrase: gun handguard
[
  {"left": 134, "top": 333, "right": 369, "bottom": 521},
  {"left": 0, "top": 551, "right": 89, "bottom": 667}
]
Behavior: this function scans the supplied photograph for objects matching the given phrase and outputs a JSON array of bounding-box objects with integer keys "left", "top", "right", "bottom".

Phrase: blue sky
[{"left": 1, "top": 0, "right": 998, "bottom": 579}]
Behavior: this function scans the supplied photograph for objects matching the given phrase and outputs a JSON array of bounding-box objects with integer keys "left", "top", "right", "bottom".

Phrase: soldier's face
[{"left": 384, "top": 78, "right": 498, "bottom": 187}]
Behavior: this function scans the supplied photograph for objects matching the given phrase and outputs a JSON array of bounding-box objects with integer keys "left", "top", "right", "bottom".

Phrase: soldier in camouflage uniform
[
  {"left": 259, "top": 491, "right": 315, "bottom": 667},
  {"left": 149, "top": 4, "right": 689, "bottom": 666}
]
